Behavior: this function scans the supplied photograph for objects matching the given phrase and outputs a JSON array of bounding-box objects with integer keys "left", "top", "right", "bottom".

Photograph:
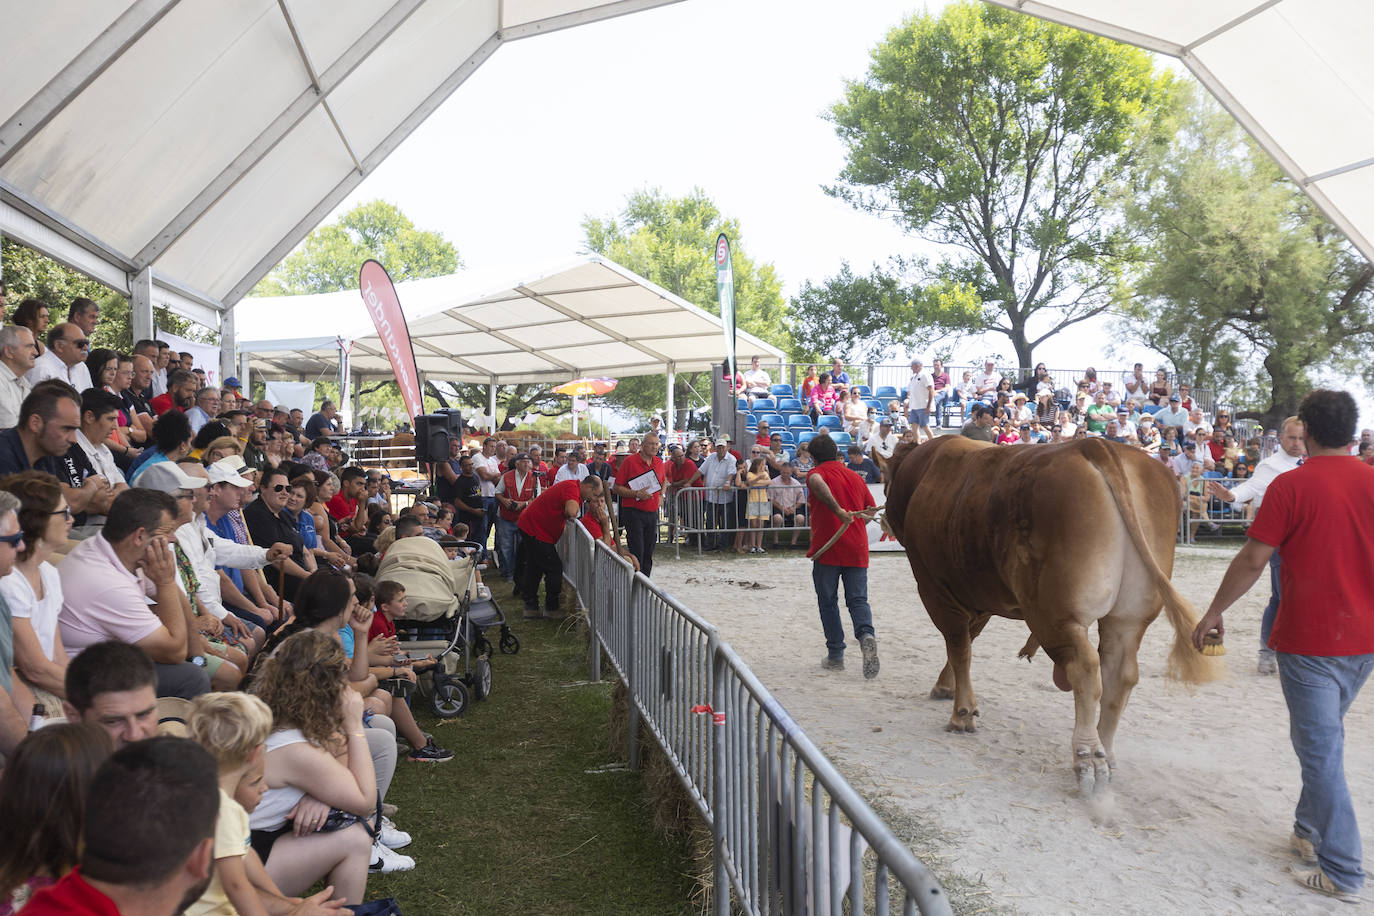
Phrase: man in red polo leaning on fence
[
  {"left": 516, "top": 473, "right": 604, "bottom": 618},
  {"left": 613, "top": 432, "right": 666, "bottom": 576},
  {"left": 805, "top": 434, "right": 879, "bottom": 679}
]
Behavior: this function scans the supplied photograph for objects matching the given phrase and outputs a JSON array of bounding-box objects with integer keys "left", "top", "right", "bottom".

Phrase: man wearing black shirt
[
  {"left": 242, "top": 466, "right": 311, "bottom": 600},
  {"left": 433, "top": 437, "right": 464, "bottom": 506},
  {"left": 586, "top": 445, "right": 615, "bottom": 482},
  {"left": 0, "top": 381, "right": 113, "bottom": 520},
  {"left": 304, "top": 400, "right": 339, "bottom": 438},
  {"left": 448, "top": 455, "right": 484, "bottom": 535}
]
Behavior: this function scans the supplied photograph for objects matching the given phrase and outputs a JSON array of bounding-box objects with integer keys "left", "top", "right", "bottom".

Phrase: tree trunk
[
  {"left": 1261, "top": 350, "right": 1304, "bottom": 432},
  {"left": 1007, "top": 318, "right": 1034, "bottom": 374}
]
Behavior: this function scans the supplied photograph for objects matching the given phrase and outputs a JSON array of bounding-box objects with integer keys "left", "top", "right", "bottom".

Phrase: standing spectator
[
  {"left": 516, "top": 475, "right": 603, "bottom": 616},
  {"left": 805, "top": 435, "right": 878, "bottom": 678},
  {"left": 586, "top": 444, "right": 615, "bottom": 483},
  {"left": 446, "top": 455, "right": 485, "bottom": 550},
  {"left": 303, "top": 400, "right": 338, "bottom": 438},
  {"left": 691, "top": 439, "right": 736, "bottom": 552},
  {"left": 741, "top": 355, "right": 772, "bottom": 400},
  {"left": 433, "top": 436, "right": 464, "bottom": 506},
  {"left": 904, "top": 359, "right": 934, "bottom": 443},
  {"left": 470, "top": 437, "right": 503, "bottom": 559},
  {"left": 27, "top": 324, "right": 88, "bottom": 388},
  {"left": 1192, "top": 390, "right": 1374, "bottom": 903},
  {"left": 0, "top": 325, "right": 36, "bottom": 429},
  {"left": 663, "top": 444, "right": 699, "bottom": 547},
  {"left": 1205, "top": 416, "right": 1306, "bottom": 675},
  {"left": 554, "top": 449, "right": 589, "bottom": 483},
  {"left": 799, "top": 364, "right": 820, "bottom": 402},
  {"left": 494, "top": 453, "right": 537, "bottom": 582},
  {"left": 0, "top": 723, "right": 113, "bottom": 913},
  {"left": 828, "top": 358, "right": 850, "bottom": 393},
  {"left": 740, "top": 456, "right": 770, "bottom": 554},
  {"left": 613, "top": 433, "right": 666, "bottom": 575},
  {"left": 1123, "top": 362, "right": 1148, "bottom": 405}
]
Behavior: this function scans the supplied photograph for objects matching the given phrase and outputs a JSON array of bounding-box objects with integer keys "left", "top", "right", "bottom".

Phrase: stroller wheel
[
  {"left": 469, "top": 658, "right": 493, "bottom": 701},
  {"left": 499, "top": 629, "right": 520, "bottom": 655},
  {"left": 430, "top": 677, "right": 469, "bottom": 719}
]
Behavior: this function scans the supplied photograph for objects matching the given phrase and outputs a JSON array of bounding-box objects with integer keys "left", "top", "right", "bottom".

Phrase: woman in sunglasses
[{"left": 0, "top": 471, "right": 74, "bottom": 721}]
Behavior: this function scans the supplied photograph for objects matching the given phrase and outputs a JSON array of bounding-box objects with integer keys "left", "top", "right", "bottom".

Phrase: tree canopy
[
  {"left": 817, "top": 1, "right": 1177, "bottom": 369},
  {"left": 1123, "top": 88, "right": 1374, "bottom": 428},
  {"left": 581, "top": 187, "right": 787, "bottom": 421}
]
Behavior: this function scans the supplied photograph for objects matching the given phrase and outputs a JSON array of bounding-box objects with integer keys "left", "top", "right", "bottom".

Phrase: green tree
[
  {"left": 252, "top": 199, "right": 460, "bottom": 296},
  {"left": 822, "top": 1, "right": 1177, "bottom": 369},
  {"left": 1123, "top": 90, "right": 1374, "bottom": 428},
  {"left": 581, "top": 187, "right": 787, "bottom": 421},
  {"left": 1, "top": 238, "right": 195, "bottom": 349}
]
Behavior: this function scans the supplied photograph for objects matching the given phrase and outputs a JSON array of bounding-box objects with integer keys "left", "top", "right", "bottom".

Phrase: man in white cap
[
  {"left": 141, "top": 460, "right": 292, "bottom": 657},
  {"left": 203, "top": 457, "right": 303, "bottom": 629}
]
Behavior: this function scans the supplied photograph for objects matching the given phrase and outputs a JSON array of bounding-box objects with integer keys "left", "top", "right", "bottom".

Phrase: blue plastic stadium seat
[
  {"left": 737, "top": 398, "right": 747, "bottom": 411},
  {"left": 816, "top": 415, "right": 842, "bottom": 431},
  {"left": 1140, "top": 403, "right": 1162, "bottom": 415},
  {"left": 776, "top": 397, "right": 803, "bottom": 415},
  {"left": 797, "top": 431, "right": 817, "bottom": 445},
  {"left": 778, "top": 430, "right": 796, "bottom": 445},
  {"left": 771, "top": 383, "right": 794, "bottom": 398},
  {"left": 750, "top": 397, "right": 775, "bottom": 412},
  {"left": 863, "top": 398, "right": 883, "bottom": 412},
  {"left": 875, "top": 386, "right": 898, "bottom": 399},
  {"left": 854, "top": 385, "right": 872, "bottom": 397},
  {"left": 787, "top": 415, "right": 813, "bottom": 431},
  {"left": 899, "top": 388, "right": 908, "bottom": 402},
  {"left": 831, "top": 432, "right": 853, "bottom": 447},
  {"left": 757, "top": 413, "right": 786, "bottom": 430}
]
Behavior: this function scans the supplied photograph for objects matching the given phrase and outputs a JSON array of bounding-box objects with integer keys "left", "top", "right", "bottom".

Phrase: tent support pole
[
  {"left": 217, "top": 308, "right": 236, "bottom": 390},
  {"left": 352, "top": 372, "right": 362, "bottom": 429},
  {"left": 130, "top": 266, "right": 154, "bottom": 344},
  {"left": 488, "top": 380, "right": 497, "bottom": 434},
  {"left": 666, "top": 363, "right": 676, "bottom": 444}
]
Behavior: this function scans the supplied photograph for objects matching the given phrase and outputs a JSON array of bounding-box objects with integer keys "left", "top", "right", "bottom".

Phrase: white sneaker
[
  {"left": 1258, "top": 649, "right": 1278, "bottom": 676},
  {"left": 369, "top": 839, "right": 415, "bottom": 873},
  {"left": 379, "top": 816, "right": 411, "bottom": 849}
]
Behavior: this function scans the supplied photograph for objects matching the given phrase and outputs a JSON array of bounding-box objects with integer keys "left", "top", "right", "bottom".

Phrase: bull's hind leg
[
  {"left": 1046, "top": 625, "right": 1110, "bottom": 795},
  {"left": 1095, "top": 614, "right": 1149, "bottom": 769}
]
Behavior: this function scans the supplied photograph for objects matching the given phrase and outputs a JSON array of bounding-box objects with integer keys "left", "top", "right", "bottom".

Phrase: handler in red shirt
[
  {"left": 805, "top": 434, "right": 879, "bottom": 679},
  {"left": 1194, "top": 390, "right": 1374, "bottom": 902},
  {"left": 516, "top": 475, "right": 603, "bottom": 617},
  {"left": 612, "top": 433, "right": 666, "bottom": 576}
]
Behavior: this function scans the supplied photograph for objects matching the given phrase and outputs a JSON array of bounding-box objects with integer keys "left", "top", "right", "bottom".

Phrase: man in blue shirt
[{"left": 844, "top": 444, "right": 882, "bottom": 484}]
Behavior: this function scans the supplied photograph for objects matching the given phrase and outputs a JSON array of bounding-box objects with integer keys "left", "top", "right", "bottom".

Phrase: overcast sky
[{"left": 313, "top": 0, "right": 1368, "bottom": 424}]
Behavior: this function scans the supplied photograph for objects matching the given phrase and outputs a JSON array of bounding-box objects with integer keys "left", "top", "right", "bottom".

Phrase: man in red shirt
[
  {"left": 754, "top": 419, "right": 773, "bottom": 448},
  {"left": 805, "top": 434, "right": 879, "bottom": 678},
  {"left": 25, "top": 737, "right": 219, "bottom": 916},
  {"left": 326, "top": 466, "right": 368, "bottom": 535},
  {"left": 1194, "top": 390, "right": 1374, "bottom": 903},
  {"left": 517, "top": 475, "right": 603, "bottom": 616},
  {"left": 147, "top": 368, "right": 196, "bottom": 416},
  {"left": 664, "top": 443, "right": 699, "bottom": 548},
  {"left": 612, "top": 433, "right": 667, "bottom": 576}
]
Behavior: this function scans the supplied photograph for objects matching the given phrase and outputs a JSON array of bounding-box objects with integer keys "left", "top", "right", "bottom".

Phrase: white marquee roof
[
  {"left": 986, "top": 1, "right": 1374, "bottom": 263},
  {"left": 236, "top": 255, "right": 785, "bottom": 385},
  {"left": 0, "top": 0, "right": 680, "bottom": 326}
]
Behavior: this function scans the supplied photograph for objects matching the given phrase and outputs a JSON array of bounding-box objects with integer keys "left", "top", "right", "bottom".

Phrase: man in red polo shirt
[
  {"left": 663, "top": 443, "right": 700, "bottom": 548},
  {"left": 805, "top": 434, "right": 879, "bottom": 678},
  {"left": 516, "top": 474, "right": 603, "bottom": 617},
  {"left": 326, "top": 466, "right": 369, "bottom": 535},
  {"left": 612, "top": 433, "right": 666, "bottom": 576},
  {"left": 147, "top": 369, "right": 196, "bottom": 416},
  {"left": 25, "top": 737, "right": 219, "bottom": 916},
  {"left": 1194, "top": 390, "right": 1374, "bottom": 903}
]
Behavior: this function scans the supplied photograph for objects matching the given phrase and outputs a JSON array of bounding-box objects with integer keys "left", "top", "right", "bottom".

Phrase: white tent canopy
[
  {"left": 986, "top": 1, "right": 1374, "bottom": 263},
  {"left": 0, "top": 0, "right": 681, "bottom": 341},
  {"left": 236, "top": 255, "right": 785, "bottom": 386}
]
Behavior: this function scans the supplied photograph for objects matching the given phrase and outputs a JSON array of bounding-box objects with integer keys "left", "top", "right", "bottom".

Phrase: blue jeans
[
  {"left": 934, "top": 391, "right": 960, "bottom": 424},
  {"left": 1260, "top": 550, "right": 1281, "bottom": 651},
  {"left": 811, "top": 564, "right": 874, "bottom": 658},
  {"left": 1278, "top": 652, "right": 1374, "bottom": 891},
  {"left": 494, "top": 516, "right": 520, "bottom": 581}
]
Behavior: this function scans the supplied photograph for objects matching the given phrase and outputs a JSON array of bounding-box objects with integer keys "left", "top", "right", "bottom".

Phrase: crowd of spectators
[{"left": 0, "top": 296, "right": 493, "bottom": 913}]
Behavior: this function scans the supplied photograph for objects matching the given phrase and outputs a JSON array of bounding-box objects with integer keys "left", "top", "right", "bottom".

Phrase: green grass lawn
[{"left": 362, "top": 579, "right": 700, "bottom": 915}]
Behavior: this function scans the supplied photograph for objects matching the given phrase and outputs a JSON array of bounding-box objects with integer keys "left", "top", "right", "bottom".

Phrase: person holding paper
[{"left": 613, "top": 433, "right": 666, "bottom": 576}]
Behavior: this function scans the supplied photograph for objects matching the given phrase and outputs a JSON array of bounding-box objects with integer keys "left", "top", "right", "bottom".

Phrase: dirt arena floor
[{"left": 652, "top": 545, "right": 1371, "bottom": 914}]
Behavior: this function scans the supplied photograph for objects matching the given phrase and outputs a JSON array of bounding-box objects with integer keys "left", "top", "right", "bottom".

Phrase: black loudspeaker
[
  {"left": 436, "top": 408, "right": 464, "bottom": 438},
  {"left": 413, "top": 414, "right": 451, "bottom": 463}
]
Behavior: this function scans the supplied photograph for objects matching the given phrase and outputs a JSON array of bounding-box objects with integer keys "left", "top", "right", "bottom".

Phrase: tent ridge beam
[
  {"left": 1181, "top": 0, "right": 1284, "bottom": 54},
  {"left": 498, "top": 0, "right": 687, "bottom": 41},
  {"left": 407, "top": 337, "right": 490, "bottom": 375},
  {"left": 131, "top": 0, "right": 425, "bottom": 271},
  {"left": 986, "top": 2, "right": 1183, "bottom": 56},
  {"left": 516, "top": 285, "right": 672, "bottom": 365},
  {"left": 0, "top": 0, "right": 183, "bottom": 168},
  {"left": 221, "top": 31, "right": 501, "bottom": 307},
  {"left": 439, "top": 309, "right": 578, "bottom": 373},
  {"left": 1304, "top": 156, "right": 1374, "bottom": 186}
]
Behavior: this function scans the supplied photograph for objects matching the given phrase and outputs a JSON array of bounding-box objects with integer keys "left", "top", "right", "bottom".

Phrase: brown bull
[{"left": 883, "top": 435, "right": 1221, "bottom": 795}]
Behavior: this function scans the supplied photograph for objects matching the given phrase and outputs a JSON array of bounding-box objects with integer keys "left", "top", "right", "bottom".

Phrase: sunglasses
[
  {"left": 0, "top": 531, "right": 23, "bottom": 547},
  {"left": 269, "top": 483, "right": 290, "bottom": 492},
  {"left": 68, "top": 338, "right": 90, "bottom": 349},
  {"left": 50, "top": 506, "right": 73, "bottom": 520}
]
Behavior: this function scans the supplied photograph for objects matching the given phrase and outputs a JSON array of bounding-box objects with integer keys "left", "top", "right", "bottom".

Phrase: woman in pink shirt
[{"left": 808, "top": 373, "right": 839, "bottom": 420}]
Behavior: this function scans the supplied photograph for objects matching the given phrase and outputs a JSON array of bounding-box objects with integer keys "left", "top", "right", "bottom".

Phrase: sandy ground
[{"left": 651, "top": 546, "right": 1372, "bottom": 915}]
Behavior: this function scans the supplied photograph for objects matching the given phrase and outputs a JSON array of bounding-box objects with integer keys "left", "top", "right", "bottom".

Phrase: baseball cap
[
  {"left": 880, "top": 418, "right": 892, "bottom": 426},
  {"left": 1169, "top": 394, "right": 1181, "bottom": 402},
  {"left": 223, "top": 377, "right": 242, "bottom": 389},
  {"left": 513, "top": 452, "right": 531, "bottom": 462},
  {"left": 138, "top": 462, "right": 207, "bottom": 493},
  {"left": 1183, "top": 441, "right": 1196, "bottom": 449},
  {"left": 207, "top": 458, "right": 254, "bottom": 487}
]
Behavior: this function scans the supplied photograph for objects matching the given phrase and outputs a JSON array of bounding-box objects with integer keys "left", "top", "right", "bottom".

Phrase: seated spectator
[
  {"left": 865, "top": 417, "right": 899, "bottom": 466},
  {"left": 741, "top": 355, "right": 771, "bottom": 400},
  {"left": 1084, "top": 391, "right": 1114, "bottom": 434},
  {"left": 1113, "top": 405, "right": 1137, "bottom": 439},
  {"left": 1149, "top": 369, "right": 1171, "bottom": 405},
  {"left": 1035, "top": 390, "right": 1059, "bottom": 426},
  {"left": 64, "top": 388, "right": 130, "bottom": 528},
  {"left": 290, "top": 475, "right": 346, "bottom": 569},
  {"left": 954, "top": 370, "right": 976, "bottom": 412},
  {"left": 996, "top": 421, "right": 1021, "bottom": 444},
  {"left": 1077, "top": 366, "right": 1100, "bottom": 395},
  {"left": 27, "top": 324, "right": 88, "bottom": 389},
  {"left": 0, "top": 381, "right": 113, "bottom": 520},
  {"left": 186, "top": 691, "right": 346, "bottom": 915},
  {"left": 301, "top": 436, "right": 334, "bottom": 472},
  {"left": 128, "top": 407, "right": 193, "bottom": 484},
  {"left": 1100, "top": 380, "right": 1119, "bottom": 407},
  {"left": 929, "top": 357, "right": 953, "bottom": 418},
  {"left": 1122, "top": 363, "right": 1149, "bottom": 405},
  {"left": 854, "top": 408, "right": 880, "bottom": 444},
  {"left": 243, "top": 467, "right": 311, "bottom": 602},
  {"left": 58, "top": 488, "right": 212, "bottom": 699},
  {"left": 753, "top": 419, "right": 773, "bottom": 448},
  {"left": 21, "top": 737, "right": 220, "bottom": 916},
  {"left": 241, "top": 419, "right": 269, "bottom": 472},
  {"left": 9, "top": 300, "right": 49, "bottom": 364},
  {"left": 961, "top": 404, "right": 997, "bottom": 442},
  {"left": 1010, "top": 392, "right": 1033, "bottom": 424},
  {"left": 148, "top": 369, "right": 196, "bottom": 417},
  {"left": 0, "top": 489, "right": 31, "bottom": 756},
  {"left": 366, "top": 503, "right": 393, "bottom": 537},
  {"left": 769, "top": 462, "right": 806, "bottom": 547},
  {"left": 61, "top": 641, "right": 159, "bottom": 747},
  {"left": 828, "top": 358, "right": 851, "bottom": 393},
  {"left": 326, "top": 466, "right": 369, "bottom": 536},
  {"left": 189, "top": 422, "right": 233, "bottom": 462},
  {"left": 973, "top": 359, "right": 1001, "bottom": 404},
  {"left": 807, "top": 373, "right": 840, "bottom": 420},
  {"left": 844, "top": 444, "right": 882, "bottom": 483},
  {"left": 885, "top": 398, "right": 909, "bottom": 434},
  {"left": 793, "top": 442, "right": 815, "bottom": 474},
  {"left": 0, "top": 472, "right": 73, "bottom": 718},
  {"left": 1137, "top": 416, "right": 1161, "bottom": 454},
  {"left": 1153, "top": 393, "right": 1188, "bottom": 434},
  {"left": 305, "top": 400, "right": 340, "bottom": 438},
  {"left": 1184, "top": 407, "right": 1211, "bottom": 437},
  {"left": 184, "top": 386, "right": 219, "bottom": 435},
  {"left": 0, "top": 324, "right": 36, "bottom": 430},
  {"left": 249, "top": 630, "right": 400, "bottom": 895},
  {"left": 0, "top": 723, "right": 113, "bottom": 914}
]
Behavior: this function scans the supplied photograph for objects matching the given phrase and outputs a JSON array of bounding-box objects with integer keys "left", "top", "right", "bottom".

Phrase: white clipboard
[{"left": 626, "top": 467, "right": 662, "bottom": 495}]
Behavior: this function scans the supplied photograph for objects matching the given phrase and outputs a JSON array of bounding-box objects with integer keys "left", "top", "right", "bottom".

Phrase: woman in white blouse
[{"left": 0, "top": 472, "right": 72, "bottom": 714}]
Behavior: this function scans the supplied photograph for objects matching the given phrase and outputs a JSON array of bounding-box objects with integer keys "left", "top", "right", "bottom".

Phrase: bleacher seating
[
  {"left": 863, "top": 398, "right": 883, "bottom": 412},
  {"left": 777, "top": 397, "right": 804, "bottom": 415},
  {"left": 816, "top": 415, "right": 842, "bottom": 431},
  {"left": 737, "top": 398, "right": 747, "bottom": 411},
  {"left": 797, "top": 431, "right": 817, "bottom": 445},
  {"left": 831, "top": 432, "right": 853, "bottom": 447},
  {"left": 875, "top": 386, "right": 898, "bottom": 399},
  {"left": 787, "top": 415, "right": 813, "bottom": 431},
  {"left": 778, "top": 430, "right": 795, "bottom": 445},
  {"left": 757, "top": 413, "right": 785, "bottom": 430},
  {"left": 770, "top": 383, "right": 793, "bottom": 398},
  {"left": 854, "top": 385, "right": 871, "bottom": 397},
  {"left": 750, "top": 397, "right": 775, "bottom": 412}
]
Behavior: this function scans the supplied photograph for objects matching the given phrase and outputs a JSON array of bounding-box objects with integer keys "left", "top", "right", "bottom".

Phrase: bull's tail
[{"left": 1085, "top": 440, "right": 1224, "bottom": 686}]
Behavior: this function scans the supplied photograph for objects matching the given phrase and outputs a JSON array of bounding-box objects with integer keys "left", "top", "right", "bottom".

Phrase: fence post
[
  {"left": 626, "top": 574, "right": 640, "bottom": 770},
  {"left": 710, "top": 644, "right": 729, "bottom": 916},
  {"left": 588, "top": 539, "right": 601, "bottom": 683}
]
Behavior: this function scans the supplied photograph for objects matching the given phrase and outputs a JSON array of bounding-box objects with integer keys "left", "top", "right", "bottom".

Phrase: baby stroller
[{"left": 379, "top": 537, "right": 519, "bottom": 719}]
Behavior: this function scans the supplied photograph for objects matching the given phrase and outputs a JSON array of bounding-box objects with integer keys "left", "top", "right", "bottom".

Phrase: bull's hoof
[
  {"left": 946, "top": 708, "right": 979, "bottom": 732},
  {"left": 929, "top": 685, "right": 955, "bottom": 700}
]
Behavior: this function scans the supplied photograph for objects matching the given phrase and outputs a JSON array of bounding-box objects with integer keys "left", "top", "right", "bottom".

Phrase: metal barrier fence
[
  {"left": 1178, "top": 474, "right": 1255, "bottom": 544},
  {"left": 559, "top": 520, "right": 952, "bottom": 915},
  {"left": 670, "top": 484, "right": 814, "bottom": 558}
]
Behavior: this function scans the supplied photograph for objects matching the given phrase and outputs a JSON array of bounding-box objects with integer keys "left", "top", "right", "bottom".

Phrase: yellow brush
[{"left": 1201, "top": 629, "right": 1227, "bottom": 657}]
